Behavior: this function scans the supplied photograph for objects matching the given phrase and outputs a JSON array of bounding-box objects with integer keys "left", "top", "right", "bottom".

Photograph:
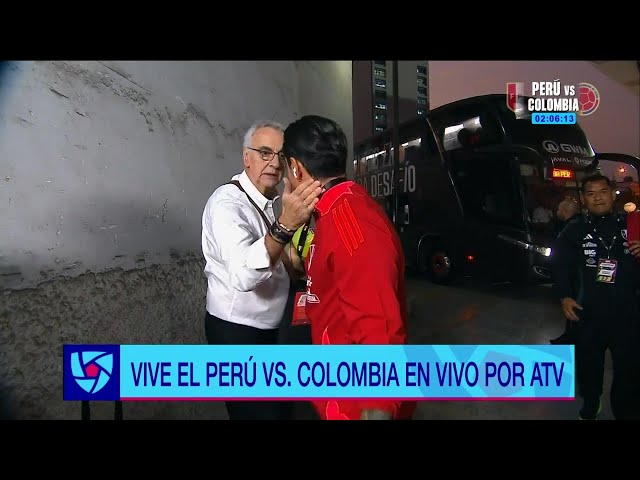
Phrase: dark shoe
[{"left": 578, "top": 398, "right": 602, "bottom": 420}]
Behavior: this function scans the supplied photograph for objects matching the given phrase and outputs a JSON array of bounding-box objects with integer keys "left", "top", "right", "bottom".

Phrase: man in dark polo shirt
[{"left": 281, "top": 115, "right": 416, "bottom": 421}]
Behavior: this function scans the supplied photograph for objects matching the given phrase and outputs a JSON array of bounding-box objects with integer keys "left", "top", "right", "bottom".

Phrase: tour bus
[{"left": 353, "top": 94, "right": 640, "bottom": 285}]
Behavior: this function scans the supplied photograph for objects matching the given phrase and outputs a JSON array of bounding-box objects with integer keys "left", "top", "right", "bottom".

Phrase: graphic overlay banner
[
  {"left": 506, "top": 80, "right": 601, "bottom": 117},
  {"left": 118, "top": 345, "right": 573, "bottom": 400},
  {"left": 506, "top": 82, "right": 525, "bottom": 113},
  {"left": 63, "top": 345, "right": 574, "bottom": 401},
  {"left": 63, "top": 344, "right": 121, "bottom": 401}
]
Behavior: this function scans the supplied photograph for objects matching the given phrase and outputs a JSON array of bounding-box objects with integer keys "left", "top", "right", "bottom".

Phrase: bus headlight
[
  {"left": 498, "top": 235, "right": 552, "bottom": 257},
  {"left": 534, "top": 246, "right": 552, "bottom": 257}
]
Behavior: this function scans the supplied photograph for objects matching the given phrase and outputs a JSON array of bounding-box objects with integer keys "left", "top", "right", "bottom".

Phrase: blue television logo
[{"left": 64, "top": 345, "right": 120, "bottom": 401}]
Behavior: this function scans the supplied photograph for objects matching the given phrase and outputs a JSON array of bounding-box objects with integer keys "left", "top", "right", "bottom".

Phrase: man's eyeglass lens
[{"left": 249, "top": 148, "right": 286, "bottom": 163}]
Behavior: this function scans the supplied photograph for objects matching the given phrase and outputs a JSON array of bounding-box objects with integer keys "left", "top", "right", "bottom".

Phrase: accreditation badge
[
  {"left": 596, "top": 258, "right": 617, "bottom": 284},
  {"left": 291, "top": 290, "right": 310, "bottom": 326}
]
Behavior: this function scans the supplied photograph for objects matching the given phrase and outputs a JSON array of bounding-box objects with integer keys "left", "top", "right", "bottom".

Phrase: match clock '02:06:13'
[{"left": 531, "top": 112, "right": 577, "bottom": 124}]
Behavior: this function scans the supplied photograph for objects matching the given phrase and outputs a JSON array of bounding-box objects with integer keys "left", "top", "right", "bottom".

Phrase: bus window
[
  {"left": 450, "top": 154, "right": 522, "bottom": 228},
  {"left": 433, "top": 103, "right": 502, "bottom": 152},
  {"left": 520, "top": 160, "right": 581, "bottom": 236},
  {"left": 401, "top": 137, "right": 421, "bottom": 163},
  {"left": 388, "top": 137, "right": 422, "bottom": 165},
  {"left": 366, "top": 151, "right": 378, "bottom": 172},
  {"left": 381, "top": 145, "right": 391, "bottom": 167},
  {"left": 359, "top": 156, "right": 367, "bottom": 175}
]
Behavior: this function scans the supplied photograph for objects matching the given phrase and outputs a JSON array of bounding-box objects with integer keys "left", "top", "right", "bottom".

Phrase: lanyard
[
  {"left": 296, "top": 220, "right": 311, "bottom": 258},
  {"left": 586, "top": 213, "right": 621, "bottom": 259}
]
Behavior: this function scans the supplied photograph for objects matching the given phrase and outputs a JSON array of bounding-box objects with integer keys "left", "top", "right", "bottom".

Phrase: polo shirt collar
[
  {"left": 315, "top": 180, "right": 354, "bottom": 217},
  {"left": 238, "top": 170, "right": 279, "bottom": 210}
]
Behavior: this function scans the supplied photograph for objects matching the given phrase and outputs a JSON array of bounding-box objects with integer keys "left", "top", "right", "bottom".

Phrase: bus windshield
[
  {"left": 520, "top": 157, "right": 640, "bottom": 236},
  {"left": 520, "top": 162, "right": 581, "bottom": 236},
  {"left": 497, "top": 99, "right": 595, "bottom": 159}
]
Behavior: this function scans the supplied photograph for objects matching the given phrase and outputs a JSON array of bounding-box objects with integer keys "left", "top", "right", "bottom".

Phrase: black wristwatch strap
[{"left": 269, "top": 222, "right": 294, "bottom": 244}]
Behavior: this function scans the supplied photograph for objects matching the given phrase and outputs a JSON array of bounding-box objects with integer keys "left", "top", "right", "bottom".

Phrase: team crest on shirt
[{"left": 621, "top": 229, "right": 627, "bottom": 241}]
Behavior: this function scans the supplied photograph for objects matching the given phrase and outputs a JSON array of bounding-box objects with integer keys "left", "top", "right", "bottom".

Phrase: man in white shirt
[{"left": 201, "top": 120, "right": 322, "bottom": 420}]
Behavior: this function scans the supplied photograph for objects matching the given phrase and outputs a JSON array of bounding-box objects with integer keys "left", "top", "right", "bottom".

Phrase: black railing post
[
  {"left": 81, "top": 401, "right": 123, "bottom": 420},
  {"left": 81, "top": 400, "right": 90, "bottom": 420}
]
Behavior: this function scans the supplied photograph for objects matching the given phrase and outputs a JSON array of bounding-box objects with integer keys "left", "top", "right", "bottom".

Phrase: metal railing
[{"left": 81, "top": 400, "right": 123, "bottom": 420}]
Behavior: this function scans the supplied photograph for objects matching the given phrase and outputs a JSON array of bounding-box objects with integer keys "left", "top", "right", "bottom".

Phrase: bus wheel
[{"left": 429, "top": 250, "right": 454, "bottom": 283}]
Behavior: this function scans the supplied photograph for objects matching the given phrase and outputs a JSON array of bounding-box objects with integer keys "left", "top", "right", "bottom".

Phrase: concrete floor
[
  {"left": 404, "top": 276, "right": 614, "bottom": 420},
  {"left": 285, "top": 276, "right": 614, "bottom": 421}
]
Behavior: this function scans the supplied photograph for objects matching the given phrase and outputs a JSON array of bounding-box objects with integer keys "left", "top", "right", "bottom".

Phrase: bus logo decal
[{"left": 542, "top": 140, "right": 560, "bottom": 153}]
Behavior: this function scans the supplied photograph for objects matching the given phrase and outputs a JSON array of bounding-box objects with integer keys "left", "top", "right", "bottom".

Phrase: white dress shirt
[{"left": 201, "top": 170, "right": 290, "bottom": 330}]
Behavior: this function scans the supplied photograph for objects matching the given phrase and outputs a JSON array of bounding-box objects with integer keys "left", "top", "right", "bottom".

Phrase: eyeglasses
[{"left": 247, "top": 147, "right": 287, "bottom": 163}]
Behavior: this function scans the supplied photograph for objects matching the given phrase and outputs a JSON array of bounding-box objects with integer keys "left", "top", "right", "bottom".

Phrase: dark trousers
[
  {"left": 204, "top": 312, "right": 293, "bottom": 420},
  {"left": 561, "top": 319, "right": 577, "bottom": 341},
  {"left": 275, "top": 285, "right": 316, "bottom": 419},
  {"left": 575, "top": 317, "right": 640, "bottom": 420}
]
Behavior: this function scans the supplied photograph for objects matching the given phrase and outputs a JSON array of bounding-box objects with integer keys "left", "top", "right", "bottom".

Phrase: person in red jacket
[{"left": 281, "top": 115, "right": 416, "bottom": 420}]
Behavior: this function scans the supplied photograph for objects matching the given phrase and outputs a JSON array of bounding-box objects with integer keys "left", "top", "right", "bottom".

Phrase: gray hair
[{"left": 243, "top": 120, "right": 285, "bottom": 149}]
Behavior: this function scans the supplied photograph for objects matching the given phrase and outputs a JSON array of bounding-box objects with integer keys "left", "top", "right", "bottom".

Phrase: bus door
[{"left": 448, "top": 148, "right": 527, "bottom": 283}]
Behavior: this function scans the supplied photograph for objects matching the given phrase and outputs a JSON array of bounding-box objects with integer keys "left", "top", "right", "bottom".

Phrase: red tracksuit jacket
[{"left": 304, "top": 180, "right": 416, "bottom": 420}]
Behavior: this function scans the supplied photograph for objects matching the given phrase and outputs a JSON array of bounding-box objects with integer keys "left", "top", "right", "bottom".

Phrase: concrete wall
[
  {"left": 428, "top": 61, "right": 640, "bottom": 158},
  {"left": 0, "top": 60, "right": 352, "bottom": 419},
  {"left": 294, "top": 61, "right": 353, "bottom": 172}
]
